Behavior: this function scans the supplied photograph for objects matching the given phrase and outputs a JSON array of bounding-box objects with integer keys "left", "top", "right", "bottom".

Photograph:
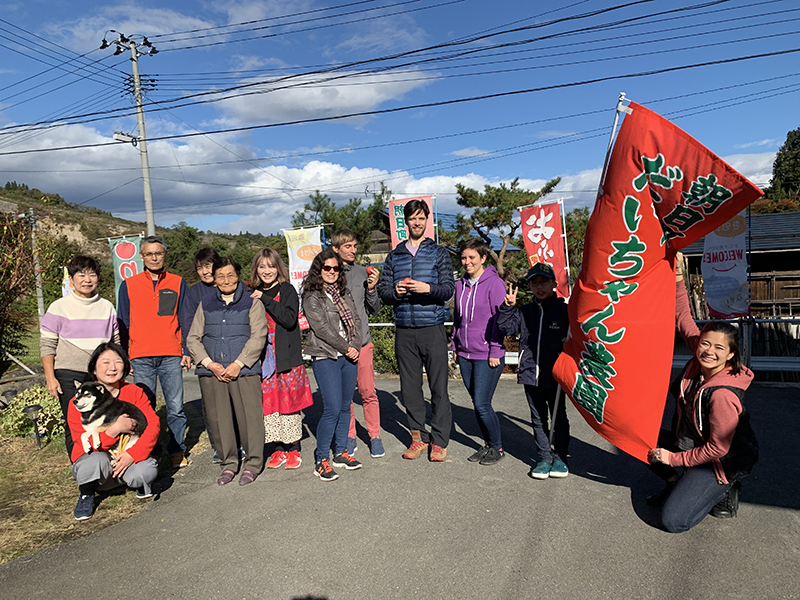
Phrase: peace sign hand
[{"left": 504, "top": 283, "right": 518, "bottom": 306}]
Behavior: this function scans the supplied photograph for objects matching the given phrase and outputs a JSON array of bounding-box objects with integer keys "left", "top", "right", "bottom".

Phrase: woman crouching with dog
[
  {"left": 187, "top": 256, "right": 268, "bottom": 486},
  {"left": 68, "top": 342, "right": 160, "bottom": 521},
  {"left": 647, "top": 253, "right": 758, "bottom": 533}
]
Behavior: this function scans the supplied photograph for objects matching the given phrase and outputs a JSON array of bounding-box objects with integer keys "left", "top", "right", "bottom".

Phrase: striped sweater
[{"left": 40, "top": 293, "right": 120, "bottom": 372}]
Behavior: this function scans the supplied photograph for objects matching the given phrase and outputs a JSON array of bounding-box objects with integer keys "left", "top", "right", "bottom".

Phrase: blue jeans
[
  {"left": 661, "top": 463, "right": 732, "bottom": 533},
  {"left": 523, "top": 385, "right": 569, "bottom": 464},
  {"left": 312, "top": 357, "right": 358, "bottom": 463},
  {"left": 132, "top": 356, "right": 186, "bottom": 454},
  {"left": 458, "top": 356, "right": 504, "bottom": 449}
]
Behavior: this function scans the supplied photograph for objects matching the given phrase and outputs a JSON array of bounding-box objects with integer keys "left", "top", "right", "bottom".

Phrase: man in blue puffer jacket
[{"left": 379, "top": 199, "right": 455, "bottom": 462}]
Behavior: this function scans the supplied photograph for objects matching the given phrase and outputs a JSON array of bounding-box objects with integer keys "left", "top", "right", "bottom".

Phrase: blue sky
[{"left": 1, "top": 0, "right": 797, "bottom": 235}]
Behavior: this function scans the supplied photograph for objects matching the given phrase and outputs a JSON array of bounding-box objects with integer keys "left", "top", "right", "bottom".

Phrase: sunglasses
[{"left": 321, "top": 265, "right": 341, "bottom": 273}]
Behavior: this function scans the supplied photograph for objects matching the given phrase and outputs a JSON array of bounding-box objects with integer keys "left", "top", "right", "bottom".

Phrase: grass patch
[
  {"left": 0, "top": 436, "right": 142, "bottom": 565},
  {"left": 0, "top": 395, "right": 210, "bottom": 565},
  {"left": 17, "top": 328, "right": 42, "bottom": 366}
]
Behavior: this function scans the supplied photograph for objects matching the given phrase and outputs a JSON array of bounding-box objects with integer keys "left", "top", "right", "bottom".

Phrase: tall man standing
[
  {"left": 118, "top": 236, "right": 192, "bottom": 468},
  {"left": 331, "top": 229, "right": 385, "bottom": 458},
  {"left": 379, "top": 200, "right": 455, "bottom": 461}
]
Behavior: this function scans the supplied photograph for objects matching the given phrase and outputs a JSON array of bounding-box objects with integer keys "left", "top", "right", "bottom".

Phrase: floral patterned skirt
[{"left": 261, "top": 363, "right": 314, "bottom": 415}]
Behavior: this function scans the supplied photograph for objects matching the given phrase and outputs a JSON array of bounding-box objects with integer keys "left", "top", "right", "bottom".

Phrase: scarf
[{"left": 325, "top": 283, "right": 356, "bottom": 343}]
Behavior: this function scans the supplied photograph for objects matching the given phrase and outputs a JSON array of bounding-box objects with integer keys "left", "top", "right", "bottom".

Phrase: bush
[{"left": 0, "top": 385, "right": 65, "bottom": 439}]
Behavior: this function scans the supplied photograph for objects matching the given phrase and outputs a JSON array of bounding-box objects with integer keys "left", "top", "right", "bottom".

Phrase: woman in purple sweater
[{"left": 452, "top": 239, "right": 507, "bottom": 466}]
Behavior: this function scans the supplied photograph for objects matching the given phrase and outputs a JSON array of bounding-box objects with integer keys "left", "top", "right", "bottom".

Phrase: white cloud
[
  {"left": 43, "top": 7, "right": 216, "bottom": 52},
  {"left": 335, "top": 15, "right": 428, "bottom": 54},
  {"left": 722, "top": 152, "right": 775, "bottom": 190},
  {"left": 733, "top": 139, "right": 776, "bottom": 149},
  {"left": 451, "top": 147, "right": 491, "bottom": 157},
  {"left": 214, "top": 0, "right": 313, "bottom": 26},
  {"left": 215, "top": 69, "right": 432, "bottom": 126},
  {"left": 537, "top": 130, "right": 579, "bottom": 139}
]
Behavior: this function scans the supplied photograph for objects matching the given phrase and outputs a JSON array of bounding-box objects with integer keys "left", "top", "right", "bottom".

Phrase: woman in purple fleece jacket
[{"left": 452, "top": 240, "right": 507, "bottom": 466}]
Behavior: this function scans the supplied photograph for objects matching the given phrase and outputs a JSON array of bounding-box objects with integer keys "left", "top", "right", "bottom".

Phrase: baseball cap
[{"left": 526, "top": 263, "right": 556, "bottom": 280}]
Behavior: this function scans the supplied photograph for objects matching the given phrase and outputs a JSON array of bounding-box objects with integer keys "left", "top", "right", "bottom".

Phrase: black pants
[
  {"left": 523, "top": 385, "right": 570, "bottom": 464},
  {"left": 54, "top": 369, "right": 88, "bottom": 458},
  {"left": 395, "top": 325, "right": 452, "bottom": 447}
]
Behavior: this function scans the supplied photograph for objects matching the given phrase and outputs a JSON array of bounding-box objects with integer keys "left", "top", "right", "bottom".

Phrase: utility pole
[
  {"left": 101, "top": 31, "right": 158, "bottom": 236},
  {"left": 23, "top": 209, "right": 45, "bottom": 322}
]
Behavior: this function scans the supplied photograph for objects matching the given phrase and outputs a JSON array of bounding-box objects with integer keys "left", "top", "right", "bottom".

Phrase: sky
[{"left": 0, "top": 0, "right": 798, "bottom": 236}]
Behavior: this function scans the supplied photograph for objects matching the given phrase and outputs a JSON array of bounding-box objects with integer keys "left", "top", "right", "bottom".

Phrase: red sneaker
[
  {"left": 285, "top": 450, "right": 302, "bottom": 469},
  {"left": 266, "top": 450, "right": 287, "bottom": 469}
]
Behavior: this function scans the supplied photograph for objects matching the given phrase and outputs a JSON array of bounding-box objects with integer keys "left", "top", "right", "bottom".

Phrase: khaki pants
[{"left": 199, "top": 375, "right": 265, "bottom": 473}]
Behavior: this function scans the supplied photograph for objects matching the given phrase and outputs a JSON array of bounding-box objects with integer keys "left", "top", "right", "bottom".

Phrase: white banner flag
[
  {"left": 701, "top": 211, "right": 749, "bottom": 318},
  {"left": 283, "top": 226, "right": 323, "bottom": 329}
]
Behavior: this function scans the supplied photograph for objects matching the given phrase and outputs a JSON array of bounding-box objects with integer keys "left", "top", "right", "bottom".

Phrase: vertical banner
[
  {"left": 701, "top": 211, "right": 749, "bottom": 318},
  {"left": 109, "top": 235, "right": 143, "bottom": 303},
  {"left": 520, "top": 200, "right": 570, "bottom": 298},
  {"left": 61, "top": 266, "right": 71, "bottom": 297},
  {"left": 388, "top": 195, "right": 435, "bottom": 248},
  {"left": 552, "top": 101, "right": 762, "bottom": 462},
  {"left": 283, "top": 226, "right": 323, "bottom": 329}
]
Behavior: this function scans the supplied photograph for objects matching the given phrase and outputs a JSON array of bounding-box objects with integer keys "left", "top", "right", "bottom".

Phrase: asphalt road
[{"left": 1, "top": 372, "right": 798, "bottom": 600}]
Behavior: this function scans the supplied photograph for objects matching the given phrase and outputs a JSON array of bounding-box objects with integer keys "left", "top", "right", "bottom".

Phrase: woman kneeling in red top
[
  {"left": 647, "top": 254, "right": 758, "bottom": 532},
  {"left": 69, "top": 342, "right": 160, "bottom": 521}
]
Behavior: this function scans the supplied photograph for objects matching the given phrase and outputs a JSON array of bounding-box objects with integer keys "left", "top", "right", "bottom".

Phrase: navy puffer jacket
[{"left": 378, "top": 238, "right": 455, "bottom": 328}]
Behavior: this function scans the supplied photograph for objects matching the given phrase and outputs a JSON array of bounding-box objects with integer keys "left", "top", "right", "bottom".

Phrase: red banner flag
[
  {"left": 520, "top": 201, "right": 569, "bottom": 298},
  {"left": 552, "top": 101, "right": 762, "bottom": 462}
]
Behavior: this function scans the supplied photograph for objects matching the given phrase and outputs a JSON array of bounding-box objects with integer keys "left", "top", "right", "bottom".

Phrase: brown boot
[
  {"left": 402, "top": 431, "right": 429, "bottom": 460},
  {"left": 429, "top": 444, "right": 447, "bottom": 462}
]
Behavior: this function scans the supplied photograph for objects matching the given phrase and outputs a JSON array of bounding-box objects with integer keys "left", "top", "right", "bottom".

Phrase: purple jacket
[{"left": 452, "top": 266, "right": 506, "bottom": 360}]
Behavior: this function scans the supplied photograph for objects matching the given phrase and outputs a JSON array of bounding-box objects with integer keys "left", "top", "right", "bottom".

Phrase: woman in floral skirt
[{"left": 249, "top": 248, "right": 314, "bottom": 469}]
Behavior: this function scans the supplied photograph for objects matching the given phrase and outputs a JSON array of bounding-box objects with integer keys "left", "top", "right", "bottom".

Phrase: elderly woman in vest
[{"left": 187, "top": 257, "right": 268, "bottom": 486}]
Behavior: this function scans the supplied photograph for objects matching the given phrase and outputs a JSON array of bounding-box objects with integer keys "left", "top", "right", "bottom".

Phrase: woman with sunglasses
[
  {"left": 301, "top": 250, "right": 362, "bottom": 482},
  {"left": 187, "top": 257, "right": 268, "bottom": 486}
]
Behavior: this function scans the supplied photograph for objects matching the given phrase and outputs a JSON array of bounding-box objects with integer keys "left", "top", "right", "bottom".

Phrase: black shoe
[
  {"left": 710, "top": 481, "right": 741, "bottom": 518},
  {"left": 332, "top": 451, "right": 362, "bottom": 470},
  {"left": 646, "top": 482, "right": 676, "bottom": 507},
  {"left": 467, "top": 446, "right": 490, "bottom": 463},
  {"left": 479, "top": 447, "right": 505, "bottom": 466}
]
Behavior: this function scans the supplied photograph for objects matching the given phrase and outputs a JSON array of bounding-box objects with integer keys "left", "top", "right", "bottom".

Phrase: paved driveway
[{"left": 1, "top": 373, "right": 797, "bottom": 600}]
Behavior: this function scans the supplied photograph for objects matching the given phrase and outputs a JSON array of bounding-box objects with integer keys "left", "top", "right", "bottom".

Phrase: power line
[
  {"left": 1, "top": 45, "right": 798, "bottom": 157},
  {"left": 0, "top": 0, "right": 758, "bottom": 133}
]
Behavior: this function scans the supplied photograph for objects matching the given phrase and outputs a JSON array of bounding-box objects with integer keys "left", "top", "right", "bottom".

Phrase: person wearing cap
[{"left": 497, "top": 262, "right": 570, "bottom": 479}]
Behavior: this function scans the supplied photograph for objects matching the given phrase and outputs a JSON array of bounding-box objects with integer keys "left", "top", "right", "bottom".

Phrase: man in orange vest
[{"left": 118, "top": 236, "right": 192, "bottom": 468}]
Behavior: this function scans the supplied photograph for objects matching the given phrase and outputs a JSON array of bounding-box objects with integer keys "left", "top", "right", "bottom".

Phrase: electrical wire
[
  {"left": 1, "top": 44, "right": 798, "bottom": 157},
  {"left": 0, "top": 0, "right": 770, "bottom": 133}
]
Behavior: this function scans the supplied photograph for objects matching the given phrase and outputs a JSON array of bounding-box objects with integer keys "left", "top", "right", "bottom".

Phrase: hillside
[{"left": 0, "top": 182, "right": 287, "bottom": 306}]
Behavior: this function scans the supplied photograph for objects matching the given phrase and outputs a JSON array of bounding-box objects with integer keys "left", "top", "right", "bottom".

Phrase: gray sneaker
[
  {"left": 479, "top": 447, "right": 505, "bottom": 466},
  {"left": 468, "top": 446, "right": 490, "bottom": 463}
]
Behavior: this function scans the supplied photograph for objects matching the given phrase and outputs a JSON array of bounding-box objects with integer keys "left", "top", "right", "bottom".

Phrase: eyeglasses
[
  {"left": 214, "top": 274, "right": 239, "bottom": 282},
  {"left": 141, "top": 251, "right": 165, "bottom": 258},
  {"left": 321, "top": 265, "right": 341, "bottom": 273}
]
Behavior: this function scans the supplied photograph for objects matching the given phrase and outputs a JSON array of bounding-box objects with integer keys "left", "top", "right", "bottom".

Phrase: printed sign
[
  {"left": 388, "top": 195, "right": 435, "bottom": 249},
  {"left": 701, "top": 211, "right": 749, "bottom": 318},
  {"left": 283, "top": 226, "right": 323, "bottom": 330},
  {"left": 109, "top": 235, "right": 143, "bottom": 303},
  {"left": 520, "top": 200, "right": 569, "bottom": 297}
]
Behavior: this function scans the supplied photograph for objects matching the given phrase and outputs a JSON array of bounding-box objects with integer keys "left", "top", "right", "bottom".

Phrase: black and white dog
[{"left": 72, "top": 382, "right": 147, "bottom": 458}]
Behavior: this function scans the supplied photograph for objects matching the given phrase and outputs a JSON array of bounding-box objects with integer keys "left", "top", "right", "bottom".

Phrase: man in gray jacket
[{"left": 332, "top": 229, "right": 385, "bottom": 458}]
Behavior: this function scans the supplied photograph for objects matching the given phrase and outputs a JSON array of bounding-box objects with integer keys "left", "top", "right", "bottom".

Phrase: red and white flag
[
  {"left": 552, "top": 101, "right": 762, "bottom": 462},
  {"left": 520, "top": 200, "right": 569, "bottom": 298}
]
